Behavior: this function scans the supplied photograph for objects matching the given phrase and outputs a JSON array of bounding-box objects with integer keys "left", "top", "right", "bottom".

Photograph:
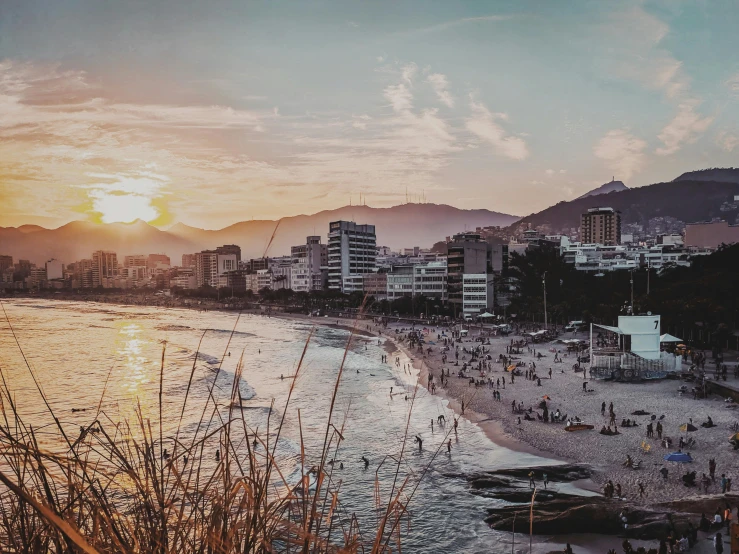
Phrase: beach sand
[{"left": 378, "top": 320, "right": 739, "bottom": 506}]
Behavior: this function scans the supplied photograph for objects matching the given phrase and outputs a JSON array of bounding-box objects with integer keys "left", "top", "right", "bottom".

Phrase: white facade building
[
  {"left": 462, "top": 274, "right": 493, "bottom": 317},
  {"left": 45, "top": 259, "right": 64, "bottom": 280},
  {"left": 291, "top": 236, "right": 327, "bottom": 292},
  {"left": 327, "top": 221, "right": 376, "bottom": 292}
]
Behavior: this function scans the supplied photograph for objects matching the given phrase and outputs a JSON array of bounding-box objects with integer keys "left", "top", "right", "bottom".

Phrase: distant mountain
[
  {"left": 0, "top": 203, "right": 519, "bottom": 265},
  {"left": 0, "top": 220, "right": 197, "bottom": 266},
  {"left": 674, "top": 168, "right": 739, "bottom": 184},
  {"left": 576, "top": 179, "right": 628, "bottom": 199},
  {"left": 507, "top": 180, "right": 739, "bottom": 236}
]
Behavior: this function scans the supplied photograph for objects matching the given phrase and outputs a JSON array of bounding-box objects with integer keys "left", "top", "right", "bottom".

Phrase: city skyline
[{"left": 1, "top": 0, "right": 738, "bottom": 229}]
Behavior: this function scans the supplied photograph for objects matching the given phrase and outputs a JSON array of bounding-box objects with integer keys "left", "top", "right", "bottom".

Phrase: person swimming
[{"left": 361, "top": 456, "right": 370, "bottom": 469}]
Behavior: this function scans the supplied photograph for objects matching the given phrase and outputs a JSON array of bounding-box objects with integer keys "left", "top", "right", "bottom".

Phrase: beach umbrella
[
  {"left": 679, "top": 423, "right": 698, "bottom": 432},
  {"left": 663, "top": 452, "right": 693, "bottom": 463},
  {"left": 479, "top": 312, "right": 495, "bottom": 318},
  {"left": 506, "top": 364, "right": 516, "bottom": 372},
  {"left": 729, "top": 433, "right": 739, "bottom": 442}
]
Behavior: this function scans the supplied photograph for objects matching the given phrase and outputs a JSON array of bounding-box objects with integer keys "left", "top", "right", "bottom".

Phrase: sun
[{"left": 93, "top": 192, "right": 159, "bottom": 224}]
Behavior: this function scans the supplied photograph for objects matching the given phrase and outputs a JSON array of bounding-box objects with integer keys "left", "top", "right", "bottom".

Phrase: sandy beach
[{"left": 375, "top": 319, "right": 739, "bottom": 506}]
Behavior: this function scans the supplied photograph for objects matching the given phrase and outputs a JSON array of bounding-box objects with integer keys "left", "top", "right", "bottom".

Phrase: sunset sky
[{"left": 1, "top": 0, "right": 738, "bottom": 229}]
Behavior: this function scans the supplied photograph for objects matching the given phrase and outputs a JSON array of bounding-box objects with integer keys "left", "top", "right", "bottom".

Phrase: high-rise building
[
  {"left": 580, "top": 207, "right": 621, "bottom": 246},
  {"left": 446, "top": 233, "right": 492, "bottom": 307},
  {"left": 124, "top": 255, "right": 147, "bottom": 267},
  {"left": 91, "top": 251, "right": 118, "bottom": 287},
  {"left": 327, "top": 221, "right": 376, "bottom": 292},
  {"left": 45, "top": 259, "right": 64, "bottom": 280},
  {"left": 181, "top": 254, "right": 197, "bottom": 268},
  {"left": 147, "top": 254, "right": 171, "bottom": 268},
  {"left": 291, "top": 236, "right": 327, "bottom": 292},
  {"left": 0, "top": 255, "right": 13, "bottom": 273},
  {"left": 215, "top": 244, "right": 241, "bottom": 262},
  {"left": 195, "top": 250, "right": 238, "bottom": 287}
]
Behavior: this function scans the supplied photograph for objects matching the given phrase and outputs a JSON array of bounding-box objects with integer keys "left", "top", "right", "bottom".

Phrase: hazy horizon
[{"left": 2, "top": 1, "right": 738, "bottom": 229}]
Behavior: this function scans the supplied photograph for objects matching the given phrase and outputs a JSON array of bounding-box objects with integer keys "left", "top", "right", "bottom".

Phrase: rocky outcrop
[{"left": 485, "top": 498, "right": 696, "bottom": 540}]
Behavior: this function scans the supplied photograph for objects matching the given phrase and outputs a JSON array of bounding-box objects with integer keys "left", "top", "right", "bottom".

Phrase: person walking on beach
[
  {"left": 543, "top": 472, "right": 549, "bottom": 489},
  {"left": 714, "top": 532, "right": 724, "bottom": 554},
  {"left": 638, "top": 481, "right": 646, "bottom": 498},
  {"left": 710, "top": 458, "right": 717, "bottom": 482},
  {"left": 601, "top": 401, "right": 606, "bottom": 416},
  {"left": 656, "top": 421, "right": 663, "bottom": 439},
  {"left": 615, "top": 483, "right": 622, "bottom": 498},
  {"left": 430, "top": 419, "right": 434, "bottom": 431},
  {"left": 447, "top": 439, "right": 452, "bottom": 454},
  {"left": 454, "top": 418, "right": 459, "bottom": 434},
  {"left": 362, "top": 456, "right": 370, "bottom": 469},
  {"left": 528, "top": 471, "right": 536, "bottom": 489},
  {"left": 414, "top": 435, "right": 423, "bottom": 452}
]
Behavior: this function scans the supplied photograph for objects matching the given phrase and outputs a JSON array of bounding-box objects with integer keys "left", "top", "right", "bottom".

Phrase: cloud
[
  {"left": 427, "top": 73, "right": 454, "bottom": 108},
  {"left": 545, "top": 169, "right": 555, "bottom": 176},
  {"left": 656, "top": 100, "right": 714, "bottom": 155},
  {"left": 716, "top": 131, "right": 738, "bottom": 152},
  {"left": 351, "top": 114, "right": 371, "bottom": 130},
  {"left": 593, "top": 129, "right": 647, "bottom": 179},
  {"left": 401, "top": 63, "right": 418, "bottom": 85},
  {"left": 727, "top": 73, "right": 739, "bottom": 98},
  {"left": 465, "top": 100, "right": 528, "bottom": 160},
  {"left": 404, "top": 15, "right": 514, "bottom": 36},
  {"left": 383, "top": 83, "right": 413, "bottom": 112},
  {"left": 601, "top": 7, "right": 688, "bottom": 99}
]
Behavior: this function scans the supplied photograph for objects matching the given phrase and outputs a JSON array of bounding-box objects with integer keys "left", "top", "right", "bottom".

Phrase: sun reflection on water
[{"left": 116, "top": 322, "right": 154, "bottom": 418}]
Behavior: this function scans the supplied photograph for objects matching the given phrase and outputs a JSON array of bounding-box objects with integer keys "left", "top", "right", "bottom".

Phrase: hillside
[
  {"left": 507, "top": 180, "right": 739, "bottom": 236},
  {"left": 674, "top": 168, "right": 739, "bottom": 183},
  {"left": 576, "top": 179, "right": 628, "bottom": 199},
  {"left": 0, "top": 203, "right": 518, "bottom": 265}
]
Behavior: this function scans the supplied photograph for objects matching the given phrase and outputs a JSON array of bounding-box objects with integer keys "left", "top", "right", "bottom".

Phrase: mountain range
[
  {"left": 4, "top": 168, "right": 739, "bottom": 266},
  {"left": 576, "top": 179, "right": 628, "bottom": 199},
  {"left": 0, "top": 204, "right": 518, "bottom": 265},
  {"left": 507, "top": 179, "right": 739, "bottom": 235}
]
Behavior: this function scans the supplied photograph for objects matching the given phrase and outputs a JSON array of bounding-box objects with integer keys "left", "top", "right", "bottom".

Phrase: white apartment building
[
  {"left": 386, "top": 266, "right": 413, "bottom": 301},
  {"left": 327, "top": 221, "right": 376, "bottom": 292},
  {"left": 45, "top": 259, "right": 64, "bottom": 280},
  {"left": 559, "top": 237, "right": 694, "bottom": 272},
  {"left": 291, "top": 236, "right": 327, "bottom": 292},
  {"left": 195, "top": 251, "right": 238, "bottom": 287},
  {"left": 412, "top": 261, "right": 447, "bottom": 300},
  {"left": 462, "top": 274, "right": 493, "bottom": 317}
]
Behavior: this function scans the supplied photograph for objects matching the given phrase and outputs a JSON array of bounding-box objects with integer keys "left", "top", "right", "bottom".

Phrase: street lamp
[{"left": 542, "top": 271, "right": 547, "bottom": 330}]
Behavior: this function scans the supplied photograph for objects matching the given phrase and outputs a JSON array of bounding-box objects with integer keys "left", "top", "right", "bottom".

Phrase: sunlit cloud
[
  {"left": 593, "top": 129, "right": 647, "bottom": 179},
  {"left": 465, "top": 99, "right": 528, "bottom": 160}
]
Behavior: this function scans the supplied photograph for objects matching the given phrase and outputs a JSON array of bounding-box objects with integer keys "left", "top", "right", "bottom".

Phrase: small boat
[{"left": 565, "top": 422, "right": 594, "bottom": 432}]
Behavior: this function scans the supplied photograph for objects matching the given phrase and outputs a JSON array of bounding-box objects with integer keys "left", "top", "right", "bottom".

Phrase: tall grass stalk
[{"left": 0, "top": 299, "right": 446, "bottom": 552}]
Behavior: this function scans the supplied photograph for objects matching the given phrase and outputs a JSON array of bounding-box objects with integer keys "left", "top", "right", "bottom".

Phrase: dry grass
[{"left": 0, "top": 300, "right": 449, "bottom": 553}]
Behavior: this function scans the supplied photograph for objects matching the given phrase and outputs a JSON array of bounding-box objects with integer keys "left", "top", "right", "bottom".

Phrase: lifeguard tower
[{"left": 589, "top": 314, "right": 681, "bottom": 381}]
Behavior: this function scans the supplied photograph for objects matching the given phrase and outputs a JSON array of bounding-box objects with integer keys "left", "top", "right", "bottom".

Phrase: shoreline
[{"left": 10, "top": 296, "right": 739, "bottom": 509}]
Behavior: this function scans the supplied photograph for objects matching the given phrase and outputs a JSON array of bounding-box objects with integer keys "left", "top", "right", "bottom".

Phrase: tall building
[
  {"left": 195, "top": 250, "right": 238, "bottom": 287},
  {"left": 446, "top": 233, "right": 492, "bottom": 307},
  {"left": 181, "top": 254, "right": 197, "bottom": 268},
  {"left": 124, "top": 255, "right": 147, "bottom": 267},
  {"left": 0, "top": 255, "right": 13, "bottom": 273},
  {"left": 91, "top": 251, "right": 118, "bottom": 287},
  {"left": 580, "top": 207, "right": 621, "bottom": 246},
  {"left": 147, "top": 254, "right": 171, "bottom": 268},
  {"left": 291, "top": 236, "right": 327, "bottom": 292},
  {"left": 327, "top": 221, "right": 376, "bottom": 292},
  {"left": 45, "top": 259, "right": 64, "bottom": 280},
  {"left": 215, "top": 244, "right": 241, "bottom": 262}
]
